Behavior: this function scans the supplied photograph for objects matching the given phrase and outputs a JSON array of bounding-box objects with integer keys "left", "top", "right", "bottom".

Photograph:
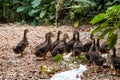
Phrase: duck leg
[
  {"left": 17, "top": 52, "right": 23, "bottom": 58},
  {"left": 87, "top": 60, "right": 92, "bottom": 66},
  {"left": 20, "top": 52, "right": 24, "bottom": 57},
  {"left": 106, "top": 52, "right": 110, "bottom": 62},
  {"left": 43, "top": 54, "right": 48, "bottom": 60},
  {"left": 97, "top": 66, "right": 103, "bottom": 73},
  {"left": 115, "top": 69, "right": 118, "bottom": 75},
  {"left": 92, "top": 64, "right": 96, "bottom": 73},
  {"left": 113, "top": 69, "right": 120, "bottom": 75}
]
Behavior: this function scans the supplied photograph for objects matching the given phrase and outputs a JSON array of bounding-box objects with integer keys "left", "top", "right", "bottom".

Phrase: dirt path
[{"left": 0, "top": 23, "right": 120, "bottom": 80}]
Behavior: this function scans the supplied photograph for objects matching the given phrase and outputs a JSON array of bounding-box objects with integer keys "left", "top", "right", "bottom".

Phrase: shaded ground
[{"left": 0, "top": 23, "right": 120, "bottom": 80}]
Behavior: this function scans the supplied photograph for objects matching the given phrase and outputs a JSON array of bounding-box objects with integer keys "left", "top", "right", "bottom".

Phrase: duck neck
[
  {"left": 96, "top": 39, "right": 100, "bottom": 49},
  {"left": 92, "top": 39, "right": 96, "bottom": 51},
  {"left": 63, "top": 37, "right": 67, "bottom": 46},
  {"left": 112, "top": 47, "right": 116, "bottom": 57},
  {"left": 90, "top": 34, "right": 93, "bottom": 40},
  {"left": 73, "top": 33, "right": 76, "bottom": 40},
  {"left": 45, "top": 35, "right": 47, "bottom": 42},
  {"left": 23, "top": 31, "right": 27, "bottom": 41},
  {"left": 57, "top": 32, "right": 60, "bottom": 40},
  {"left": 47, "top": 36, "right": 51, "bottom": 44},
  {"left": 76, "top": 32, "right": 80, "bottom": 41}
]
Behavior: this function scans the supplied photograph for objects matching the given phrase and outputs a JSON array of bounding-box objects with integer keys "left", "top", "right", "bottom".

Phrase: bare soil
[{"left": 0, "top": 23, "right": 120, "bottom": 80}]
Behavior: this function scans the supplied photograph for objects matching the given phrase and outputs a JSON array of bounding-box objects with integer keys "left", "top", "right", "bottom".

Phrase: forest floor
[{"left": 0, "top": 23, "right": 120, "bottom": 80}]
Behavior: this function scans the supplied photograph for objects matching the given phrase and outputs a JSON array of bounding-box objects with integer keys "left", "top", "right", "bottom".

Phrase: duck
[
  {"left": 13, "top": 29, "right": 29, "bottom": 57},
  {"left": 86, "top": 39, "right": 103, "bottom": 68},
  {"left": 110, "top": 47, "right": 120, "bottom": 75},
  {"left": 96, "top": 39, "right": 110, "bottom": 54},
  {"left": 72, "top": 30, "right": 83, "bottom": 57},
  {"left": 82, "top": 34, "right": 93, "bottom": 52},
  {"left": 66, "top": 30, "right": 76, "bottom": 53},
  {"left": 51, "top": 30, "right": 62, "bottom": 51},
  {"left": 51, "top": 33, "right": 69, "bottom": 57},
  {"left": 96, "top": 39, "right": 111, "bottom": 63},
  {"left": 36, "top": 32, "right": 50, "bottom": 50},
  {"left": 35, "top": 32, "right": 54, "bottom": 60}
]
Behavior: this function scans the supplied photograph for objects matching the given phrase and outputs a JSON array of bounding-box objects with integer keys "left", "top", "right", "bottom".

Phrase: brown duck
[
  {"left": 82, "top": 34, "right": 93, "bottom": 52},
  {"left": 51, "top": 30, "right": 62, "bottom": 51},
  {"left": 13, "top": 29, "right": 29, "bottom": 57},
  {"left": 35, "top": 32, "right": 54, "bottom": 60},
  {"left": 86, "top": 39, "right": 103, "bottom": 68},
  {"left": 66, "top": 30, "right": 76, "bottom": 53},
  {"left": 72, "top": 30, "right": 83, "bottom": 57},
  {"left": 51, "top": 33, "right": 69, "bottom": 57},
  {"left": 110, "top": 47, "right": 120, "bottom": 75}
]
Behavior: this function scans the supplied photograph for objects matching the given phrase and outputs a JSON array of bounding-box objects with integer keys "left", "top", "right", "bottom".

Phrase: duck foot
[
  {"left": 36, "top": 58, "right": 44, "bottom": 61},
  {"left": 16, "top": 54, "right": 24, "bottom": 58},
  {"left": 44, "top": 56, "right": 48, "bottom": 60},
  {"left": 87, "top": 64, "right": 92, "bottom": 66},
  {"left": 112, "top": 71, "right": 120, "bottom": 76},
  {"left": 96, "top": 70, "right": 103, "bottom": 73},
  {"left": 43, "top": 54, "right": 48, "bottom": 60}
]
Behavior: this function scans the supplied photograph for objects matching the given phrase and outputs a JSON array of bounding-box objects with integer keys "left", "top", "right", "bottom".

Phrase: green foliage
[
  {"left": 90, "top": 5, "right": 120, "bottom": 49},
  {"left": 53, "top": 54, "right": 64, "bottom": 63},
  {"left": 0, "top": 0, "right": 56, "bottom": 25},
  {"left": 0, "top": 0, "right": 120, "bottom": 25},
  {"left": 73, "top": 21, "right": 79, "bottom": 28},
  {"left": 50, "top": 68, "right": 56, "bottom": 73},
  {"left": 40, "top": 66, "right": 46, "bottom": 73},
  {"left": 74, "top": 54, "right": 88, "bottom": 64},
  {"left": 63, "top": 0, "right": 96, "bottom": 19},
  {"left": 17, "top": 6, "right": 25, "bottom": 12},
  {"left": 78, "top": 54, "right": 88, "bottom": 64},
  {"left": 32, "top": 0, "right": 41, "bottom": 8},
  {"left": 90, "top": 13, "right": 106, "bottom": 25},
  {"left": 56, "top": 0, "right": 120, "bottom": 25},
  {"left": 15, "top": 0, "right": 56, "bottom": 25}
]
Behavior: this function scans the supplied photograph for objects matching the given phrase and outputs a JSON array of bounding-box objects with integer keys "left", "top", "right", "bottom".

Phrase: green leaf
[
  {"left": 91, "top": 22, "right": 108, "bottom": 34},
  {"left": 30, "top": 20, "right": 36, "bottom": 26},
  {"left": 11, "top": 0, "right": 25, "bottom": 5},
  {"left": 74, "top": 21, "right": 79, "bottom": 28},
  {"left": 68, "top": 5, "right": 81, "bottom": 9},
  {"left": 106, "top": 5, "right": 120, "bottom": 15},
  {"left": 40, "top": 66, "right": 46, "bottom": 72},
  {"left": 112, "top": 5, "right": 120, "bottom": 10},
  {"left": 70, "top": 11, "right": 75, "bottom": 19},
  {"left": 40, "top": 11, "right": 46, "bottom": 18},
  {"left": 90, "top": 13, "right": 106, "bottom": 25},
  {"left": 108, "top": 27, "right": 115, "bottom": 36},
  {"left": 112, "top": 0, "right": 120, "bottom": 5},
  {"left": 28, "top": 9, "right": 39, "bottom": 16},
  {"left": 53, "top": 54, "right": 63, "bottom": 63},
  {"left": 49, "top": 15, "right": 54, "bottom": 20},
  {"left": 98, "top": 28, "right": 113, "bottom": 39},
  {"left": 32, "top": 0, "right": 41, "bottom": 8},
  {"left": 50, "top": 68, "right": 56, "bottom": 73},
  {"left": 107, "top": 33, "right": 118, "bottom": 49},
  {"left": 16, "top": 6, "right": 25, "bottom": 12}
]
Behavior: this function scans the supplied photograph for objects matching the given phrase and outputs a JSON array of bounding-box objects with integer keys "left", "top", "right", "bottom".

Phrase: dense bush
[
  {"left": 58, "top": 0, "right": 120, "bottom": 24},
  {"left": 0, "top": 0, "right": 56, "bottom": 25},
  {"left": 0, "top": 0, "right": 120, "bottom": 25},
  {"left": 15, "top": 0, "right": 56, "bottom": 25}
]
